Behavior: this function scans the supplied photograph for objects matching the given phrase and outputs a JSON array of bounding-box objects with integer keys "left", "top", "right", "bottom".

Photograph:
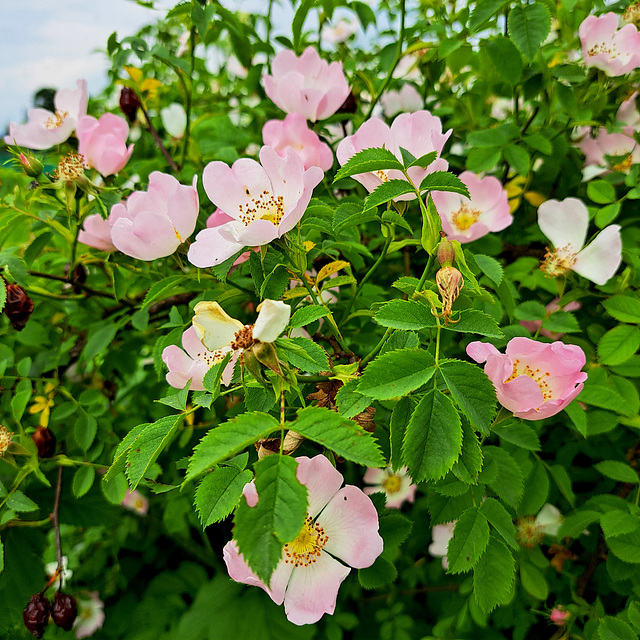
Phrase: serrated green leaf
[
  {"left": 234, "top": 455, "right": 307, "bottom": 583},
  {"left": 195, "top": 467, "right": 254, "bottom": 528},
  {"left": 379, "top": 512, "right": 413, "bottom": 550},
  {"left": 335, "top": 379, "right": 372, "bottom": 419},
  {"left": 595, "top": 460, "right": 639, "bottom": 484},
  {"left": 363, "top": 180, "right": 415, "bottom": 211},
  {"left": 419, "top": 171, "right": 470, "bottom": 198},
  {"left": 598, "top": 617, "right": 637, "bottom": 640},
  {"left": 452, "top": 420, "right": 483, "bottom": 484},
  {"left": 598, "top": 324, "right": 640, "bottom": 366},
  {"left": 142, "top": 275, "right": 187, "bottom": 309},
  {"left": 407, "top": 151, "right": 438, "bottom": 169},
  {"left": 608, "top": 531, "right": 640, "bottom": 563},
  {"left": 473, "top": 254, "right": 504, "bottom": 286},
  {"left": 104, "top": 422, "right": 148, "bottom": 482},
  {"left": 520, "top": 562, "right": 548, "bottom": 600},
  {"left": 289, "top": 406, "right": 384, "bottom": 467},
  {"left": 276, "top": 337, "right": 330, "bottom": 373},
  {"left": 390, "top": 397, "right": 414, "bottom": 472},
  {"left": 548, "top": 464, "right": 575, "bottom": 507},
  {"left": 10, "top": 379, "right": 31, "bottom": 423},
  {"left": 334, "top": 147, "right": 404, "bottom": 182},
  {"left": 72, "top": 466, "right": 95, "bottom": 499},
  {"left": 374, "top": 299, "right": 432, "bottom": 330},
  {"left": 484, "top": 36, "right": 522, "bottom": 85},
  {"left": 186, "top": 412, "right": 279, "bottom": 482},
  {"left": 557, "top": 510, "right": 601, "bottom": 539},
  {"left": 504, "top": 145, "right": 530, "bottom": 176},
  {"left": 102, "top": 471, "right": 128, "bottom": 504},
  {"left": 514, "top": 300, "right": 547, "bottom": 321},
  {"left": 444, "top": 310, "right": 504, "bottom": 339},
  {"left": 600, "top": 511, "right": 640, "bottom": 538},
  {"left": 580, "top": 385, "right": 628, "bottom": 414},
  {"left": 74, "top": 413, "right": 98, "bottom": 452},
  {"left": 202, "top": 351, "right": 233, "bottom": 395},
  {"left": 473, "top": 536, "right": 515, "bottom": 613},
  {"left": 358, "top": 348, "right": 435, "bottom": 400},
  {"left": 126, "top": 414, "right": 183, "bottom": 490},
  {"left": 508, "top": 3, "right": 551, "bottom": 61},
  {"left": 156, "top": 380, "right": 191, "bottom": 411},
  {"left": 403, "top": 389, "right": 462, "bottom": 482},
  {"left": 447, "top": 507, "right": 490, "bottom": 573},
  {"left": 603, "top": 295, "right": 640, "bottom": 324},
  {"left": 485, "top": 447, "right": 524, "bottom": 509},
  {"left": 541, "top": 311, "right": 580, "bottom": 334},
  {"left": 492, "top": 421, "right": 540, "bottom": 450},
  {"left": 480, "top": 497, "right": 518, "bottom": 549},
  {"left": 290, "top": 305, "right": 330, "bottom": 329},
  {"left": 439, "top": 360, "right": 497, "bottom": 436},
  {"left": 6, "top": 491, "right": 38, "bottom": 513},
  {"left": 469, "top": 0, "right": 511, "bottom": 31},
  {"left": 358, "top": 556, "right": 397, "bottom": 589}
]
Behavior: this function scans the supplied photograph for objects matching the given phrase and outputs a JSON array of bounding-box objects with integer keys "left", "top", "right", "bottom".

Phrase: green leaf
[
  {"left": 334, "top": 147, "right": 404, "bottom": 182},
  {"left": 469, "top": 0, "right": 511, "bottom": 31},
  {"left": 390, "top": 397, "right": 414, "bottom": 472},
  {"left": 608, "top": 531, "right": 640, "bottom": 563},
  {"left": 419, "top": 171, "right": 470, "bottom": 198},
  {"left": 484, "top": 447, "right": 524, "bottom": 509},
  {"left": 587, "top": 180, "right": 616, "bottom": 204},
  {"left": 467, "top": 148, "right": 501, "bottom": 172},
  {"left": 407, "top": 151, "right": 438, "bottom": 169},
  {"left": 290, "top": 406, "right": 384, "bottom": 467},
  {"left": 290, "top": 305, "right": 330, "bottom": 329},
  {"left": 363, "top": 180, "right": 415, "bottom": 210},
  {"left": 156, "top": 380, "right": 191, "bottom": 411},
  {"left": 473, "top": 254, "right": 504, "bottom": 286},
  {"left": 452, "top": 420, "right": 483, "bottom": 484},
  {"left": 492, "top": 421, "right": 540, "bottom": 450},
  {"left": 292, "top": 0, "right": 315, "bottom": 51},
  {"left": 484, "top": 36, "right": 522, "bottom": 85},
  {"left": 603, "top": 295, "right": 640, "bottom": 324},
  {"left": 72, "top": 466, "right": 95, "bottom": 499},
  {"left": 0, "top": 281, "right": 6, "bottom": 314},
  {"left": 598, "top": 325, "right": 640, "bottom": 366},
  {"left": 202, "top": 351, "right": 233, "bottom": 395},
  {"left": 439, "top": 360, "right": 497, "bottom": 436},
  {"left": 507, "top": 3, "right": 551, "bottom": 61},
  {"left": 81, "top": 324, "right": 118, "bottom": 362},
  {"left": 333, "top": 202, "right": 378, "bottom": 233},
  {"left": 564, "top": 400, "right": 588, "bottom": 437},
  {"left": 374, "top": 299, "right": 432, "bottom": 330},
  {"left": 541, "top": 311, "right": 580, "bottom": 334},
  {"left": 358, "top": 556, "right": 398, "bottom": 589},
  {"left": 444, "top": 310, "right": 504, "bottom": 339},
  {"left": 186, "top": 412, "right": 279, "bottom": 482},
  {"left": 480, "top": 497, "right": 518, "bottom": 549},
  {"left": 579, "top": 385, "right": 628, "bottom": 414},
  {"left": 126, "top": 414, "right": 183, "bottom": 490},
  {"left": 335, "top": 379, "right": 372, "bottom": 419},
  {"left": 74, "top": 413, "right": 98, "bottom": 452},
  {"left": 276, "top": 337, "right": 330, "bottom": 373},
  {"left": 142, "top": 275, "right": 187, "bottom": 309},
  {"left": 520, "top": 562, "right": 548, "bottom": 600},
  {"left": 101, "top": 471, "right": 128, "bottom": 504},
  {"left": 11, "top": 379, "right": 31, "bottom": 423},
  {"left": 403, "top": 389, "right": 462, "bottom": 482},
  {"left": 598, "top": 617, "right": 637, "bottom": 640},
  {"left": 234, "top": 455, "right": 307, "bottom": 583},
  {"left": 447, "top": 507, "right": 490, "bottom": 573},
  {"left": 195, "top": 467, "right": 254, "bottom": 527},
  {"left": 7, "top": 491, "right": 38, "bottom": 513},
  {"left": 379, "top": 512, "right": 413, "bottom": 551},
  {"left": 557, "top": 510, "right": 601, "bottom": 539},
  {"left": 523, "top": 134, "right": 552, "bottom": 155},
  {"left": 596, "top": 202, "right": 621, "bottom": 228},
  {"left": 0, "top": 538, "right": 3, "bottom": 574},
  {"left": 600, "top": 511, "right": 640, "bottom": 538},
  {"left": 473, "top": 536, "right": 515, "bottom": 613},
  {"left": 548, "top": 464, "right": 575, "bottom": 507},
  {"left": 595, "top": 460, "right": 639, "bottom": 484},
  {"left": 104, "top": 422, "right": 148, "bottom": 482}
]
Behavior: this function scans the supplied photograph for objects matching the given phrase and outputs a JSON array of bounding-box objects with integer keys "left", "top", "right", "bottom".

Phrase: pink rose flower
[
  {"left": 188, "top": 146, "right": 323, "bottom": 268},
  {"left": 74, "top": 592, "right": 105, "bottom": 639},
  {"left": 380, "top": 84, "right": 423, "bottom": 118},
  {"left": 467, "top": 337, "right": 587, "bottom": 420},
  {"left": 579, "top": 13, "right": 640, "bottom": 76},
  {"left": 432, "top": 171, "right": 512, "bottom": 243},
  {"left": 161, "top": 326, "right": 235, "bottom": 391},
  {"left": 538, "top": 198, "right": 622, "bottom": 285},
  {"left": 428, "top": 522, "right": 455, "bottom": 570},
  {"left": 76, "top": 113, "right": 134, "bottom": 176},
  {"left": 4, "top": 79, "right": 88, "bottom": 150},
  {"left": 263, "top": 47, "right": 350, "bottom": 122},
  {"left": 223, "top": 455, "right": 384, "bottom": 625},
  {"left": 363, "top": 466, "right": 417, "bottom": 509},
  {"left": 121, "top": 489, "right": 149, "bottom": 515},
  {"left": 109, "top": 172, "right": 199, "bottom": 261},
  {"left": 580, "top": 128, "right": 640, "bottom": 175},
  {"left": 520, "top": 299, "right": 581, "bottom": 340},
  {"left": 206, "top": 209, "right": 255, "bottom": 266},
  {"left": 550, "top": 607, "right": 570, "bottom": 626},
  {"left": 262, "top": 113, "right": 334, "bottom": 171},
  {"left": 617, "top": 91, "right": 640, "bottom": 135},
  {"left": 336, "top": 111, "right": 452, "bottom": 201},
  {"left": 78, "top": 214, "right": 116, "bottom": 252}
]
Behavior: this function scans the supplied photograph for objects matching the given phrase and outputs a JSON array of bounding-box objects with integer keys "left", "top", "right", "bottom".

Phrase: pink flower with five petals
[
  {"left": 263, "top": 47, "right": 350, "bottom": 122},
  {"left": 336, "top": 111, "right": 451, "bottom": 201},
  {"left": 76, "top": 113, "right": 134, "bottom": 176},
  {"left": 579, "top": 13, "right": 640, "bottom": 76},
  {"left": 363, "top": 466, "right": 417, "bottom": 509},
  {"left": 78, "top": 214, "right": 116, "bottom": 252},
  {"left": 224, "top": 455, "right": 383, "bottom": 625},
  {"left": 467, "top": 337, "right": 587, "bottom": 420},
  {"left": 188, "top": 146, "right": 323, "bottom": 268}
]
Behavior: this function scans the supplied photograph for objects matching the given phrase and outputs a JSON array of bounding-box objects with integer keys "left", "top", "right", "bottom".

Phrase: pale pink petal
[
  {"left": 166, "top": 176, "right": 199, "bottom": 240},
  {"left": 253, "top": 300, "right": 291, "bottom": 343},
  {"left": 192, "top": 301, "right": 244, "bottom": 351},
  {"left": 538, "top": 198, "right": 589, "bottom": 252},
  {"left": 295, "top": 456, "right": 343, "bottom": 518},
  {"left": 283, "top": 552, "right": 351, "bottom": 625},
  {"left": 187, "top": 225, "right": 246, "bottom": 268},
  {"left": 466, "top": 341, "right": 501, "bottom": 363},
  {"left": 572, "top": 224, "right": 622, "bottom": 285},
  {"left": 78, "top": 214, "right": 116, "bottom": 251},
  {"left": 110, "top": 212, "right": 179, "bottom": 260},
  {"left": 363, "top": 468, "right": 386, "bottom": 484}
]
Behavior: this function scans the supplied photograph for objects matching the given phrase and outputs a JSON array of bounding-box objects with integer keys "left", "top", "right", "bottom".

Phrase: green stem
[
  {"left": 361, "top": 328, "right": 392, "bottom": 367},
  {"left": 417, "top": 254, "right": 435, "bottom": 291}
]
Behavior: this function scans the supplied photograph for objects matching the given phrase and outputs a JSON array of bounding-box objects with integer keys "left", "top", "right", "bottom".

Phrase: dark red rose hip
[
  {"left": 23, "top": 593, "right": 50, "bottom": 638},
  {"left": 52, "top": 592, "right": 78, "bottom": 631},
  {"left": 32, "top": 426, "right": 57, "bottom": 458},
  {"left": 4, "top": 282, "right": 34, "bottom": 331},
  {"left": 119, "top": 87, "right": 140, "bottom": 123}
]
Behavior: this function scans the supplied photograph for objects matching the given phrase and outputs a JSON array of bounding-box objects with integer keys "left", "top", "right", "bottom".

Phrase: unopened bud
[
  {"left": 18, "top": 152, "right": 43, "bottom": 178},
  {"left": 550, "top": 607, "right": 570, "bottom": 626},
  {"left": 437, "top": 236, "right": 455, "bottom": 267},
  {"left": 435, "top": 266, "right": 463, "bottom": 322},
  {"left": 4, "top": 282, "right": 34, "bottom": 331},
  {"left": 0, "top": 425, "right": 12, "bottom": 456},
  {"left": 119, "top": 87, "right": 141, "bottom": 123}
]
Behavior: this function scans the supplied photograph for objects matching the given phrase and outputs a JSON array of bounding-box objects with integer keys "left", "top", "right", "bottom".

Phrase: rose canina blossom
[
  {"left": 363, "top": 466, "right": 417, "bottom": 509},
  {"left": 188, "top": 146, "right": 323, "bottom": 268},
  {"left": 162, "top": 326, "right": 235, "bottom": 391},
  {"left": 263, "top": 47, "right": 350, "bottom": 122},
  {"left": 262, "top": 113, "right": 334, "bottom": 171},
  {"left": 520, "top": 299, "right": 582, "bottom": 340},
  {"left": 431, "top": 171, "right": 512, "bottom": 243},
  {"left": 380, "top": 84, "right": 423, "bottom": 118},
  {"left": 579, "top": 13, "right": 640, "bottom": 77},
  {"left": 74, "top": 592, "right": 105, "bottom": 639},
  {"left": 224, "top": 455, "right": 383, "bottom": 625},
  {"left": 76, "top": 113, "right": 134, "bottom": 176},
  {"left": 78, "top": 214, "right": 116, "bottom": 252},
  {"left": 428, "top": 522, "right": 455, "bottom": 569},
  {"left": 4, "top": 80, "right": 88, "bottom": 150},
  {"left": 579, "top": 128, "right": 640, "bottom": 174},
  {"left": 121, "top": 489, "right": 149, "bottom": 515},
  {"left": 467, "top": 337, "right": 587, "bottom": 420},
  {"left": 336, "top": 111, "right": 452, "bottom": 201},
  {"left": 109, "top": 172, "right": 199, "bottom": 261},
  {"left": 538, "top": 198, "right": 622, "bottom": 285}
]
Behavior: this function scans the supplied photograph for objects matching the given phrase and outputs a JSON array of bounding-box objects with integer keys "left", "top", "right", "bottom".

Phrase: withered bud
[
  {"left": 119, "top": 87, "right": 141, "bottom": 123},
  {"left": 64, "top": 263, "right": 88, "bottom": 294},
  {"left": 337, "top": 91, "right": 357, "bottom": 114},
  {"left": 32, "top": 426, "right": 56, "bottom": 458},
  {"left": 435, "top": 265, "right": 463, "bottom": 323},
  {"left": 4, "top": 282, "right": 34, "bottom": 331},
  {"left": 23, "top": 593, "right": 50, "bottom": 639},
  {"left": 436, "top": 236, "right": 455, "bottom": 267}
]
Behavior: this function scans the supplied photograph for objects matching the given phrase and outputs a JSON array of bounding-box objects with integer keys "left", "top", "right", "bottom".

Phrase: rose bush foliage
[{"left": 1, "top": 1, "right": 640, "bottom": 639}]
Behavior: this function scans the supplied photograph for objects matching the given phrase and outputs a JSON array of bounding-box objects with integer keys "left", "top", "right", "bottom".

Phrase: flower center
[
  {"left": 230, "top": 325, "right": 255, "bottom": 351},
  {"left": 612, "top": 153, "right": 634, "bottom": 173},
  {"left": 587, "top": 42, "right": 621, "bottom": 60},
  {"left": 541, "top": 245, "right": 576, "bottom": 278},
  {"left": 194, "top": 346, "right": 226, "bottom": 367},
  {"left": 44, "top": 110, "right": 69, "bottom": 130},
  {"left": 516, "top": 516, "right": 543, "bottom": 547},
  {"left": 504, "top": 358, "right": 553, "bottom": 401},
  {"left": 451, "top": 203, "right": 481, "bottom": 231},
  {"left": 375, "top": 169, "right": 389, "bottom": 182},
  {"left": 0, "top": 426, "right": 12, "bottom": 456},
  {"left": 284, "top": 515, "right": 329, "bottom": 567},
  {"left": 382, "top": 474, "right": 402, "bottom": 494},
  {"left": 54, "top": 152, "right": 86, "bottom": 182},
  {"left": 238, "top": 188, "right": 285, "bottom": 227}
]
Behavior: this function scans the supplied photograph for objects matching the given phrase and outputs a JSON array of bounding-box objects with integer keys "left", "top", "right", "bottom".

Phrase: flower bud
[
  {"left": 435, "top": 265, "right": 463, "bottom": 322},
  {"left": 4, "top": 282, "right": 34, "bottom": 331},
  {"left": 18, "top": 152, "right": 43, "bottom": 178},
  {"left": 119, "top": 87, "right": 141, "bottom": 123},
  {"left": 550, "top": 607, "right": 570, "bottom": 626},
  {"left": 32, "top": 426, "right": 56, "bottom": 458},
  {"left": 52, "top": 592, "right": 78, "bottom": 631},
  {"left": 23, "top": 593, "right": 50, "bottom": 639},
  {"left": 0, "top": 425, "right": 12, "bottom": 457},
  {"left": 436, "top": 236, "right": 455, "bottom": 267}
]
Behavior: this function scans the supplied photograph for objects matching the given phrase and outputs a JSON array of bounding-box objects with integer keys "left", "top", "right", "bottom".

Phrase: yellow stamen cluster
[
  {"left": 541, "top": 245, "right": 576, "bottom": 278},
  {"left": 238, "top": 189, "right": 284, "bottom": 226},
  {"left": 194, "top": 347, "right": 226, "bottom": 367},
  {"left": 587, "top": 43, "right": 620, "bottom": 59},
  {"left": 374, "top": 169, "right": 389, "bottom": 183},
  {"left": 382, "top": 474, "right": 402, "bottom": 494},
  {"left": 451, "top": 203, "right": 481, "bottom": 232},
  {"left": 516, "top": 516, "right": 543, "bottom": 547},
  {"left": 54, "top": 152, "right": 87, "bottom": 182},
  {"left": 504, "top": 359, "right": 552, "bottom": 401},
  {"left": 44, "top": 110, "right": 69, "bottom": 130},
  {"left": 613, "top": 153, "right": 634, "bottom": 173},
  {"left": 230, "top": 325, "right": 255, "bottom": 351},
  {"left": 284, "top": 515, "right": 329, "bottom": 568},
  {"left": 0, "top": 426, "right": 12, "bottom": 456}
]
